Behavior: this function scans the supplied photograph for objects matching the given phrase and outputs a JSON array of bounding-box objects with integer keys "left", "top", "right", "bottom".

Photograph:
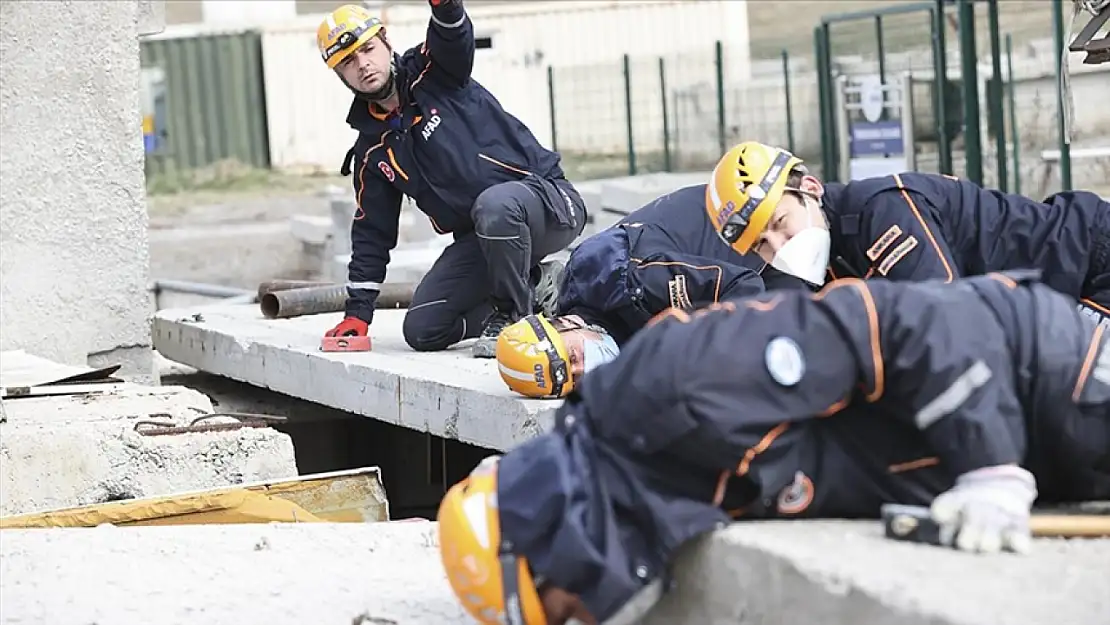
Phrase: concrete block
[
  {"left": 576, "top": 179, "right": 604, "bottom": 219},
  {"left": 151, "top": 304, "right": 558, "bottom": 451},
  {"left": 599, "top": 171, "right": 710, "bottom": 214},
  {"left": 0, "top": 383, "right": 298, "bottom": 517},
  {"left": 149, "top": 223, "right": 309, "bottom": 287},
  {"left": 288, "top": 214, "right": 332, "bottom": 247},
  {"left": 2, "top": 520, "right": 1105, "bottom": 625},
  {"left": 1, "top": 0, "right": 153, "bottom": 381},
  {"left": 649, "top": 521, "right": 1110, "bottom": 625},
  {"left": 328, "top": 193, "right": 355, "bottom": 259},
  {"left": 330, "top": 240, "right": 449, "bottom": 285}
]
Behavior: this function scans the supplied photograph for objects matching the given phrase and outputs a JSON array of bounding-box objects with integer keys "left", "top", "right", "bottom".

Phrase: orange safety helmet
[
  {"left": 705, "top": 141, "right": 804, "bottom": 255},
  {"left": 438, "top": 456, "right": 547, "bottom": 624},
  {"left": 495, "top": 314, "right": 573, "bottom": 399},
  {"left": 316, "top": 4, "right": 385, "bottom": 69}
]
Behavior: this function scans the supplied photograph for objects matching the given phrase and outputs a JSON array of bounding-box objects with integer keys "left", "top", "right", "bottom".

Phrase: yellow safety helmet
[
  {"left": 317, "top": 5, "right": 385, "bottom": 69},
  {"left": 705, "top": 141, "right": 804, "bottom": 254},
  {"left": 438, "top": 456, "right": 547, "bottom": 625},
  {"left": 496, "top": 314, "right": 573, "bottom": 399}
]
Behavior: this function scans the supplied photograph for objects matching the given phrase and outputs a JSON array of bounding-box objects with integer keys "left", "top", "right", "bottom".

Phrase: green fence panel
[{"left": 140, "top": 30, "right": 270, "bottom": 177}]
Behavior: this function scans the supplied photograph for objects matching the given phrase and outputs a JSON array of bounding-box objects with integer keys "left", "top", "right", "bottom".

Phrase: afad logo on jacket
[{"left": 421, "top": 108, "right": 442, "bottom": 141}]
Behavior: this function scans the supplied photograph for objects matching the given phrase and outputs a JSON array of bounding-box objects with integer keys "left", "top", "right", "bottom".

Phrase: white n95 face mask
[
  {"left": 580, "top": 332, "right": 620, "bottom": 376},
  {"left": 769, "top": 197, "right": 830, "bottom": 287}
]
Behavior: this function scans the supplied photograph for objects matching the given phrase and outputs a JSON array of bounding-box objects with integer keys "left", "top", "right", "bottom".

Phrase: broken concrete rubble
[
  {"left": 1, "top": 519, "right": 1105, "bottom": 625},
  {"left": 0, "top": 381, "right": 299, "bottom": 517}
]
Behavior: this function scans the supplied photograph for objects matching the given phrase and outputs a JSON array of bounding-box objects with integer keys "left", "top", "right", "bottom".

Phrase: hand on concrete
[
  {"left": 326, "top": 317, "right": 369, "bottom": 338},
  {"left": 930, "top": 465, "right": 1038, "bottom": 555}
]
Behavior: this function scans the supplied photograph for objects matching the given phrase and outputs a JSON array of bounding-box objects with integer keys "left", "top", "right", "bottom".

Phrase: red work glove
[{"left": 325, "top": 316, "right": 369, "bottom": 338}]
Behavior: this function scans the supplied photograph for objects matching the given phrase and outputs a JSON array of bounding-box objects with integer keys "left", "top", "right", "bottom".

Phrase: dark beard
[{"left": 344, "top": 68, "right": 397, "bottom": 104}]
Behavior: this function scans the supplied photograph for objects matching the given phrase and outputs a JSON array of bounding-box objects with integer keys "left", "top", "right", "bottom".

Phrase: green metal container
[{"left": 140, "top": 30, "right": 271, "bottom": 176}]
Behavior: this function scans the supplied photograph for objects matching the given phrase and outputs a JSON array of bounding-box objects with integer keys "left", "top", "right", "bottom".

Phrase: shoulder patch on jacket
[
  {"left": 668, "top": 275, "right": 693, "bottom": 310},
  {"left": 878, "top": 235, "right": 918, "bottom": 275},
  {"left": 866, "top": 224, "right": 903, "bottom": 261}
]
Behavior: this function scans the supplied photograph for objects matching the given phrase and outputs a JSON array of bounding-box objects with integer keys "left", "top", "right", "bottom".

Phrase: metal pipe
[
  {"left": 875, "top": 15, "right": 887, "bottom": 91},
  {"left": 257, "top": 279, "right": 333, "bottom": 300},
  {"left": 1052, "top": 0, "right": 1073, "bottom": 191},
  {"left": 150, "top": 279, "right": 253, "bottom": 299},
  {"left": 1006, "top": 33, "right": 1022, "bottom": 194},
  {"left": 957, "top": 0, "right": 984, "bottom": 184},
  {"left": 933, "top": 2, "right": 953, "bottom": 175},
  {"left": 659, "top": 57, "right": 672, "bottom": 172},
  {"left": 547, "top": 65, "right": 558, "bottom": 153},
  {"left": 815, "top": 25, "right": 836, "bottom": 181},
  {"left": 715, "top": 40, "right": 727, "bottom": 156},
  {"left": 782, "top": 49, "right": 796, "bottom": 153},
  {"left": 823, "top": 1, "right": 935, "bottom": 25},
  {"left": 622, "top": 54, "right": 636, "bottom": 176},
  {"left": 259, "top": 282, "right": 417, "bottom": 320},
  {"left": 987, "top": 0, "right": 1007, "bottom": 192},
  {"left": 822, "top": 24, "right": 838, "bottom": 181}
]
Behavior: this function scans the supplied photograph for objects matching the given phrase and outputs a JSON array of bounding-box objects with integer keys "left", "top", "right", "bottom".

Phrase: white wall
[
  {"left": 0, "top": 0, "right": 162, "bottom": 382},
  {"left": 202, "top": 0, "right": 297, "bottom": 25}
]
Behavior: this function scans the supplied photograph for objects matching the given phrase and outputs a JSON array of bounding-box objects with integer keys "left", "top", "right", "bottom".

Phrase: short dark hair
[{"left": 786, "top": 164, "right": 808, "bottom": 188}]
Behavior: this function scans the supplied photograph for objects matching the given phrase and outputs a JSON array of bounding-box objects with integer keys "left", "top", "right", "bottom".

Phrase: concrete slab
[
  {"left": 149, "top": 222, "right": 310, "bottom": 288},
  {"left": 599, "top": 171, "right": 710, "bottom": 214},
  {"left": 2, "top": 520, "right": 1104, "bottom": 625},
  {"left": 0, "top": 382, "right": 299, "bottom": 516},
  {"left": 288, "top": 214, "right": 331, "bottom": 246},
  {"left": 649, "top": 521, "right": 1110, "bottom": 625},
  {"left": 152, "top": 304, "right": 559, "bottom": 451}
]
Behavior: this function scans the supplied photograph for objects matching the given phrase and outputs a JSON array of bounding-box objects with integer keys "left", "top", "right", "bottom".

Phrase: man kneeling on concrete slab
[
  {"left": 556, "top": 182, "right": 807, "bottom": 348},
  {"left": 317, "top": 2, "right": 587, "bottom": 358},
  {"left": 437, "top": 271, "right": 1110, "bottom": 625}
]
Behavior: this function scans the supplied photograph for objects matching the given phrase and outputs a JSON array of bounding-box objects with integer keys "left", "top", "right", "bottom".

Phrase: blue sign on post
[{"left": 850, "top": 120, "right": 905, "bottom": 158}]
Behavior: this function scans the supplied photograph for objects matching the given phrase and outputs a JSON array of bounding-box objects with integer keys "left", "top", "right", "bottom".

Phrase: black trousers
[{"left": 401, "top": 177, "right": 587, "bottom": 351}]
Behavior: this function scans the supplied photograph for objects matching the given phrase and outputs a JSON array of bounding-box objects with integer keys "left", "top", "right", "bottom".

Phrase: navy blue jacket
[
  {"left": 823, "top": 173, "right": 1110, "bottom": 308},
  {"left": 342, "top": 1, "right": 565, "bottom": 321},
  {"left": 558, "top": 184, "right": 806, "bottom": 343},
  {"left": 497, "top": 272, "right": 1110, "bottom": 623}
]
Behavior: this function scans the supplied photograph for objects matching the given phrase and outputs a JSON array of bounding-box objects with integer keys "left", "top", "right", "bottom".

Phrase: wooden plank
[{"left": 0, "top": 466, "right": 389, "bottom": 528}]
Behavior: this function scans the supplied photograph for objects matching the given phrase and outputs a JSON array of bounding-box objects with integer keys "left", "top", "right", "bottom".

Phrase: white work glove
[{"left": 929, "top": 465, "right": 1038, "bottom": 555}]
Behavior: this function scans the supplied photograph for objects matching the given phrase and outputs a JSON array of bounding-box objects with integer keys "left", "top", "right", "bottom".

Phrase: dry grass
[{"left": 146, "top": 160, "right": 347, "bottom": 215}]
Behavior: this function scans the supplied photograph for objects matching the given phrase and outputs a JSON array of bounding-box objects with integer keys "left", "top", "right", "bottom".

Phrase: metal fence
[
  {"left": 545, "top": 1, "right": 1110, "bottom": 197},
  {"left": 547, "top": 41, "right": 816, "bottom": 181}
]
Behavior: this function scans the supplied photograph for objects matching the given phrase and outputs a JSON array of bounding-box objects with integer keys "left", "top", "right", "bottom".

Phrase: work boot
[
  {"left": 531, "top": 259, "right": 565, "bottom": 318},
  {"left": 472, "top": 309, "right": 515, "bottom": 359}
]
